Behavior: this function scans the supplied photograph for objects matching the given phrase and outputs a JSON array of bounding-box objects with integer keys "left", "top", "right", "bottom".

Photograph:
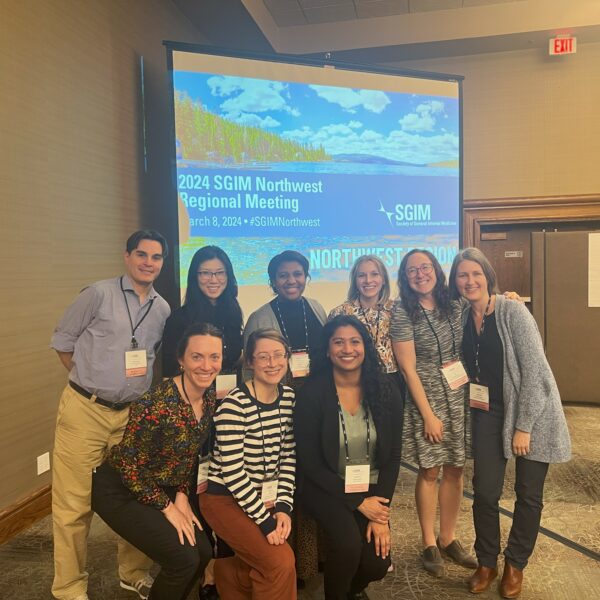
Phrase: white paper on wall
[{"left": 589, "top": 233, "right": 600, "bottom": 307}]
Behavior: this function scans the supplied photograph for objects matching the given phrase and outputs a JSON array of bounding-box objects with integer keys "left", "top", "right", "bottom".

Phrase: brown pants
[{"left": 199, "top": 493, "right": 297, "bottom": 600}]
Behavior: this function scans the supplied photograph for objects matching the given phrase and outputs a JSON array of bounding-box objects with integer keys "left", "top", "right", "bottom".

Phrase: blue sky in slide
[{"left": 174, "top": 70, "right": 459, "bottom": 165}]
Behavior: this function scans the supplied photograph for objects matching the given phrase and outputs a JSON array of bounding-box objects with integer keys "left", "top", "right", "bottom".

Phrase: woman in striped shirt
[{"left": 199, "top": 328, "right": 297, "bottom": 599}]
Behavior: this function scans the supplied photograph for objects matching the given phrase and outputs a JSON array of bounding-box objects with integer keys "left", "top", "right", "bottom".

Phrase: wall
[
  {"left": 390, "top": 42, "right": 600, "bottom": 200},
  {"left": 0, "top": 0, "right": 203, "bottom": 511}
]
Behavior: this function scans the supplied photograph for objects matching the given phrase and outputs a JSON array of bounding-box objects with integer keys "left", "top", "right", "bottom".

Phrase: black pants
[
  {"left": 300, "top": 479, "right": 391, "bottom": 600},
  {"left": 472, "top": 410, "right": 549, "bottom": 570},
  {"left": 91, "top": 462, "right": 212, "bottom": 600}
]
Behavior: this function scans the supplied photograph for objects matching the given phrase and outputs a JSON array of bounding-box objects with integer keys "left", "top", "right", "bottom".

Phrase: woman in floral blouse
[
  {"left": 329, "top": 254, "right": 405, "bottom": 397},
  {"left": 92, "top": 322, "right": 222, "bottom": 600}
]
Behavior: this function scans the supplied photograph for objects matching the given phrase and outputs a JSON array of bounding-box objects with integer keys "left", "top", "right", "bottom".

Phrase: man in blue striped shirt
[{"left": 50, "top": 230, "right": 170, "bottom": 600}]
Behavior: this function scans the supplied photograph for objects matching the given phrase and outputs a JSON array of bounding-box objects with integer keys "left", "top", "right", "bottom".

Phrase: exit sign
[{"left": 549, "top": 37, "right": 577, "bottom": 55}]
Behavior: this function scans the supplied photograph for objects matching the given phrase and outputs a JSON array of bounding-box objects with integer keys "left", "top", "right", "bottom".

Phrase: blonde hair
[{"left": 347, "top": 255, "right": 390, "bottom": 304}]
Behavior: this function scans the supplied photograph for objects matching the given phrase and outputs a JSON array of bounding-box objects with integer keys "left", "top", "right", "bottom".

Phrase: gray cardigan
[
  {"left": 243, "top": 297, "right": 327, "bottom": 347},
  {"left": 470, "top": 295, "right": 571, "bottom": 464}
]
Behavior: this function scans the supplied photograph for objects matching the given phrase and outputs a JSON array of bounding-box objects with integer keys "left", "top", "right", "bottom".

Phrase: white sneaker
[{"left": 120, "top": 573, "right": 154, "bottom": 600}]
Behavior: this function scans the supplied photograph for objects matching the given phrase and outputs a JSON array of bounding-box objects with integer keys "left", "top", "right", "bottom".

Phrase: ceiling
[{"left": 174, "top": 0, "right": 600, "bottom": 62}]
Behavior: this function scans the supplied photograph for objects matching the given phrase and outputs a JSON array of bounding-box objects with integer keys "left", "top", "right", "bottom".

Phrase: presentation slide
[{"left": 169, "top": 48, "right": 461, "bottom": 313}]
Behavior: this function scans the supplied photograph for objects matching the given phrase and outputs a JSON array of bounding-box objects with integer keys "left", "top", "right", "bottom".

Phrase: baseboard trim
[{"left": 0, "top": 485, "right": 52, "bottom": 545}]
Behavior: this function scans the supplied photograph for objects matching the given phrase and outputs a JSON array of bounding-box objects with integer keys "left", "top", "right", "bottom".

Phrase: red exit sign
[{"left": 549, "top": 37, "right": 577, "bottom": 55}]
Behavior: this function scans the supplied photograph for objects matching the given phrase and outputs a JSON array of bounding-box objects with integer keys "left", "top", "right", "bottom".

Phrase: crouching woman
[
  {"left": 199, "top": 328, "right": 297, "bottom": 599},
  {"left": 92, "top": 323, "right": 222, "bottom": 599},
  {"left": 294, "top": 315, "right": 404, "bottom": 600}
]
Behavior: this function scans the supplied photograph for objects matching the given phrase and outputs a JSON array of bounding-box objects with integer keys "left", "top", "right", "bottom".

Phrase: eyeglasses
[
  {"left": 253, "top": 351, "right": 288, "bottom": 365},
  {"left": 198, "top": 270, "right": 227, "bottom": 282},
  {"left": 406, "top": 263, "right": 433, "bottom": 278}
]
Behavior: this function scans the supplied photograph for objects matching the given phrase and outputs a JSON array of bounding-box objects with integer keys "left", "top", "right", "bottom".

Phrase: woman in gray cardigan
[
  {"left": 244, "top": 250, "right": 327, "bottom": 383},
  {"left": 449, "top": 248, "right": 570, "bottom": 600}
]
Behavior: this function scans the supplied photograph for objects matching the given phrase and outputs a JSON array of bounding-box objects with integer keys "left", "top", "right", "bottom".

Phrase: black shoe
[
  {"left": 198, "top": 584, "right": 219, "bottom": 600},
  {"left": 347, "top": 590, "right": 369, "bottom": 600}
]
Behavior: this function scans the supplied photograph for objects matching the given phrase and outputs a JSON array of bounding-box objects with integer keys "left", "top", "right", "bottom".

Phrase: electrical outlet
[{"left": 37, "top": 452, "right": 50, "bottom": 475}]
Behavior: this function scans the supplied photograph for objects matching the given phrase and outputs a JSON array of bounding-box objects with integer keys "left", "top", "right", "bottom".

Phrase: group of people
[{"left": 50, "top": 230, "right": 571, "bottom": 600}]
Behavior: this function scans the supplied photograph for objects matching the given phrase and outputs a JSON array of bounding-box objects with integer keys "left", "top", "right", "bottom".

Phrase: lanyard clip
[{"left": 130, "top": 336, "right": 138, "bottom": 350}]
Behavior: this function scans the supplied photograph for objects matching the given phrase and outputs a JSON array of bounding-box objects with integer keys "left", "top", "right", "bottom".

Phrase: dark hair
[
  {"left": 448, "top": 247, "right": 500, "bottom": 299},
  {"left": 183, "top": 246, "right": 243, "bottom": 334},
  {"left": 397, "top": 249, "right": 451, "bottom": 321},
  {"left": 310, "top": 315, "right": 392, "bottom": 424},
  {"left": 245, "top": 328, "right": 291, "bottom": 367},
  {"left": 126, "top": 230, "right": 168, "bottom": 258},
  {"left": 267, "top": 250, "right": 310, "bottom": 294},
  {"left": 176, "top": 322, "right": 223, "bottom": 360}
]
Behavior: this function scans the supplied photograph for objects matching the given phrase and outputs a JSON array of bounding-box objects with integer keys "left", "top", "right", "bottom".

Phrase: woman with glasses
[
  {"left": 244, "top": 250, "right": 326, "bottom": 384},
  {"left": 294, "top": 315, "right": 403, "bottom": 599},
  {"left": 163, "top": 246, "right": 243, "bottom": 382},
  {"left": 329, "top": 255, "right": 404, "bottom": 395},
  {"left": 449, "top": 248, "right": 570, "bottom": 598},
  {"left": 391, "top": 249, "right": 476, "bottom": 577},
  {"left": 199, "top": 329, "right": 297, "bottom": 599}
]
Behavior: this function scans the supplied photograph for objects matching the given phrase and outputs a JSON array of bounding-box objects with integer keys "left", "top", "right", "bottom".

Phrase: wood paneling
[
  {"left": 0, "top": 485, "right": 51, "bottom": 545},
  {"left": 0, "top": 0, "right": 203, "bottom": 514}
]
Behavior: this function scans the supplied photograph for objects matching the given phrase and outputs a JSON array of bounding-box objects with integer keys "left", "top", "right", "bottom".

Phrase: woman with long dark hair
[
  {"left": 449, "top": 248, "right": 570, "bottom": 598},
  {"left": 391, "top": 249, "right": 476, "bottom": 577},
  {"left": 294, "top": 315, "right": 403, "bottom": 599},
  {"left": 162, "top": 246, "right": 243, "bottom": 381}
]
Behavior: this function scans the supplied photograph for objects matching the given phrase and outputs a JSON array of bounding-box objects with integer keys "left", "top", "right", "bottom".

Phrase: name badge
[
  {"left": 440, "top": 359, "right": 469, "bottom": 390},
  {"left": 261, "top": 479, "right": 278, "bottom": 509},
  {"left": 125, "top": 349, "right": 147, "bottom": 377},
  {"left": 196, "top": 456, "right": 209, "bottom": 494},
  {"left": 289, "top": 351, "right": 310, "bottom": 378},
  {"left": 345, "top": 463, "right": 370, "bottom": 493},
  {"left": 216, "top": 374, "right": 236, "bottom": 400},
  {"left": 469, "top": 383, "right": 490, "bottom": 411}
]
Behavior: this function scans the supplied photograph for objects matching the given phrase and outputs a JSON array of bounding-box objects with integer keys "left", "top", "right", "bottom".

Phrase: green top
[{"left": 337, "top": 403, "right": 379, "bottom": 484}]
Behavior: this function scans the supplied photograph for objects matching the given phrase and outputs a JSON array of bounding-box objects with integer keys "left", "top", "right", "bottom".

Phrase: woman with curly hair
[
  {"left": 294, "top": 315, "right": 404, "bottom": 599},
  {"left": 391, "top": 249, "right": 476, "bottom": 577}
]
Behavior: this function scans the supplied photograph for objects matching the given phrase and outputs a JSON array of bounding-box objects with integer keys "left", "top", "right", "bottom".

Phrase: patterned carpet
[{"left": 1, "top": 406, "right": 598, "bottom": 599}]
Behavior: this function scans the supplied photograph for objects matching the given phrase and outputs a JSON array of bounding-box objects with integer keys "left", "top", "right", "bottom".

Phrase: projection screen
[{"left": 166, "top": 44, "right": 462, "bottom": 315}]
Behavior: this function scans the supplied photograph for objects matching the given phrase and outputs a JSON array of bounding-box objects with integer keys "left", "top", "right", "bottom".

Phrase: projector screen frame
[{"left": 163, "top": 41, "right": 464, "bottom": 310}]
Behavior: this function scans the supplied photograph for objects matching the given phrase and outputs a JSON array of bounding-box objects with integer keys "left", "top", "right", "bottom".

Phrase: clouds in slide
[
  {"left": 207, "top": 76, "right": 298, "bottom": 127},
  {"left": 399, "top": 100, "right": 445, "bottom": 132},
  {"left": 309, "top": 85, "right": 391, "bottom": 114},
  {"left": 282, "top": 119, "right": 457, "bottom": 165}
]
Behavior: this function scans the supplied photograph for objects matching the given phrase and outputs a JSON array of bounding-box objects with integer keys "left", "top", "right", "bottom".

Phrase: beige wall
[
  {"left": 391, "top": 42, "right": 600, "bottom": 200},
  {"left": 2, "top": 2, "right": 599, "bottom": 513},
  {"left": 0, "top": 0, "right": 203, "bottom": 510}
]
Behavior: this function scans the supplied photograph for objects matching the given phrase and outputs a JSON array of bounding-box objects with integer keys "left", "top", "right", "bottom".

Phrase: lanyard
[
  {"left": 469, "top": 295, "right": 492, "bottom": 383},
  {"left": 120, "top": 277, "right": 154, "bottom": 349},
  {"left": 358, "top": 302, "right": 381, "bottom": 347},
  {"left": 275, "top": 297, "right": 308, "bottom": 351},
  {"left": 336, "top": 393, "right": 371, "bottom": 462},
  {"left": 180, "top": 373, "right": 206, "bottom": 428},
  {"left": 252, "top": 381, "right": 284, "bottom": 480},
  {"left": 419, "top": 304, "right": 457, "bottom": 364}
]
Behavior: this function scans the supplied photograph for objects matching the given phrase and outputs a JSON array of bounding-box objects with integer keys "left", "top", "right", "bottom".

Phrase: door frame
[{"left": 463, "top": 194, "right": 600, "bottom": 247}]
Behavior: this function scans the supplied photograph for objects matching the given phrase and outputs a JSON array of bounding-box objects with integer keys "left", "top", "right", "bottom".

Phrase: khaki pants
[{"left": 51, "top": 384, "right": 152, "bottom": 600}]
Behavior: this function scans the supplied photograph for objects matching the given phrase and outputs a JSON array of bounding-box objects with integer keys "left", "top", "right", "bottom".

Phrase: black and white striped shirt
[{"left": 207, "top": 383, "right": 296, "bottom": 535}]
